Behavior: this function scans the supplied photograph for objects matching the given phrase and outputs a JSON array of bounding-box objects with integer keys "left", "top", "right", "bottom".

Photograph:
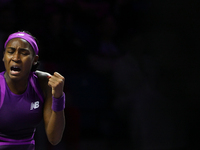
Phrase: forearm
[
  {"left": 45, "top": 110, "right": 65, "bottom": 145},
  {"left": 40, "top": 71, "right": 66, "bottom": 145}
]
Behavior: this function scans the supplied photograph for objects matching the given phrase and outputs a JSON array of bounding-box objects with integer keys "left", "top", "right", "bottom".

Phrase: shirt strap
[
  {"left": 29, "top": 72, "right": 44, "bottom": 103},
  {"left": 0, "top": 72, "right": 5, "bottom": 109}
]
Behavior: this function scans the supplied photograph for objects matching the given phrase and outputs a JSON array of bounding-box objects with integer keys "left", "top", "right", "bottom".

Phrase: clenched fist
[{"left": 47, "top": 72, "right": 65, "bottom": 98}]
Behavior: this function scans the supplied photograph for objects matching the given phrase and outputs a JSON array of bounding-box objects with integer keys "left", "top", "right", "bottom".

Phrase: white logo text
[{"left": 30, "top": 101, "right": 39, "bottom": 110}]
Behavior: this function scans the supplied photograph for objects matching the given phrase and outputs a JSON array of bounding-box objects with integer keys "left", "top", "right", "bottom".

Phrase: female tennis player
[{"left": 0, "top": 31, "right": 65, "bottom": 150}]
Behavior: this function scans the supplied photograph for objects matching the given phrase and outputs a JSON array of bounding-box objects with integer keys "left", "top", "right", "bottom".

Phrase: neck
[{"left": 4, "top": 73, "right": 29, "bottom": 95}]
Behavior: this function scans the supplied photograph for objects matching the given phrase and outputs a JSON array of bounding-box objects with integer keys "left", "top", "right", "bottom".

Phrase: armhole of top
[
  {"left": 29, "top": 72, "right": 44, "bottom": 103},
  {"left": 0, "top": 74, "right": 5, "bottom": 109}
]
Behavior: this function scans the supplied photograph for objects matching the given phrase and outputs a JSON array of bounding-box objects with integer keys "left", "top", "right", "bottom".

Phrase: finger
[
  {"left": 48, "top": 76, "right": 63, "bottom": 84},
  {"left": 48, "top": 78, "right": 58, "bottom": 86},
  {"left": 47, "top": 72, "right": 65, "bottom": 89},
  {"left": 53, "top": 72, "right": 65, "bottom": 80},
  {"left": 48, "top": 77, "right": 64, "bottom": 88},
  {"left": 47, "top": 74, "right": 60, "bottom": 83},
  {"left": 48, "top": 73, "right": 64, "bottom": 82}
]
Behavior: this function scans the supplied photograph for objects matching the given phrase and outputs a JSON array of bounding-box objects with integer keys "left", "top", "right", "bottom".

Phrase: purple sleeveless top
[{"left": 0, "top": 71, "right": 44, "bottom": 150}]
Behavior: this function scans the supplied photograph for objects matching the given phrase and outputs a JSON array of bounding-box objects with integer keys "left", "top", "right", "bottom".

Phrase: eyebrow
[{"left": 7, "top": 47, "right": 30, "bottom": 51}]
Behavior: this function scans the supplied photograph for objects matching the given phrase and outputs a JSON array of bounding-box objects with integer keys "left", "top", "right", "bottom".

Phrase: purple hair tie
[
  {"left": 52, "top": 93, "right": 65, "bottom": 112},
  {"left": 4, "top": 32, "right": 39, "bottom": 55}
]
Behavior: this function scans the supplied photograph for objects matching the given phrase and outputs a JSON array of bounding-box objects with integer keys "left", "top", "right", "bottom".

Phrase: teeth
[{"left": 11, "top": 66, "right": 21, "bottom": 71}]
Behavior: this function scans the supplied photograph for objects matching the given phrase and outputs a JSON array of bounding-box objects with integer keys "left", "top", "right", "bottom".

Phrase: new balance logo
[
  {"left": 17, "top": 33, "right": 24, "bottom": 36},
  {"left": 30, "top": 101, "right": 39, "bottom": 110}
]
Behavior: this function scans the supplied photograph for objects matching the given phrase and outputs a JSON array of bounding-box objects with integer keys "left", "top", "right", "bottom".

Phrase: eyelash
[
  {"left": 7, "top": 51, "right": 14, "bottom": 54},
  {"left": 7, "top": 51, "right": 28, "bottom": 55},
  {"left": 21, "top": 53, "right": 28, "bottom": 55}
]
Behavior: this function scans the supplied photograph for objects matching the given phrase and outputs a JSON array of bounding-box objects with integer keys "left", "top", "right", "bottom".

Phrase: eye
[
  {"left": 21, "top": 52, "right": 29, "bottom": 55},
  {"left": 20, "top": 51, "right": 30, "bottom": 56},
  {"left": 19, "top": 49, "right": 30, "bottom": 56},
  {"left": 6, "top": 48, "right": 15, "bottom": 54},
  {"left": 7, "top": 50, "right": 14, "bottom": 54}
]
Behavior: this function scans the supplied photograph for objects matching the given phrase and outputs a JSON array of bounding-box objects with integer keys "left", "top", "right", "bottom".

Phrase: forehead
[{"left": 6, "top": 38, "right": 32, "bottom": 49}]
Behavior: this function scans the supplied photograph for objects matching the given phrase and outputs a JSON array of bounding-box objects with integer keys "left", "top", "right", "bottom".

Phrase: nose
[{"left": 12, "top": 51, "right": 21, "bottom": 62}]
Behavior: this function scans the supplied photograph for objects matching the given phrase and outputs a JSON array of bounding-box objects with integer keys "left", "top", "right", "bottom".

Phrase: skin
[
  {"left": 3, "top": 38, "right": 38, "bottom": 94},
  {"left": 3, "top": 38, "right": 65, "bottom": 145}
]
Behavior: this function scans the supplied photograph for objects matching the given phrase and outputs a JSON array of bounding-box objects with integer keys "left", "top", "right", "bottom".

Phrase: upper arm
[{"left": 35, "top": 70, "right": 53, "bottom": 129}]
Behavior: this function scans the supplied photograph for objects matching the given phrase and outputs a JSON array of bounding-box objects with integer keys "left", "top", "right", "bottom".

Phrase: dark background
[{"left": 0, "top": 0, "right": 200, "bottom": 149}]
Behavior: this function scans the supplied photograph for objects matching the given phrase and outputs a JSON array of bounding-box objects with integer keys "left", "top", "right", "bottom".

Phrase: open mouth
[{"left": 10, "top": 66, "right": 21, "bottom": 74}]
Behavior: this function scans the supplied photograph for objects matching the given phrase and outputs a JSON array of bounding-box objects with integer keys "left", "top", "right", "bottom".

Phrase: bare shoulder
[
  {"left": 35, "top": 70, "right": 51, "bottom": 79},
  {"left": 35, "top": 70, "right": 51, "bottom": 98}
]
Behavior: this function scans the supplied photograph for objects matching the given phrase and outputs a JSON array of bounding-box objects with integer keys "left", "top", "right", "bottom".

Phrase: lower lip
[{"left": 10, "top": 70, "right": 21, "bottom": 76}]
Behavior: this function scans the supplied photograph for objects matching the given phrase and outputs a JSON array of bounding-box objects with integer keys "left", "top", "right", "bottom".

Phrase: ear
[{"left": 33, "top": 55, "right": 39, "bottom": 65}]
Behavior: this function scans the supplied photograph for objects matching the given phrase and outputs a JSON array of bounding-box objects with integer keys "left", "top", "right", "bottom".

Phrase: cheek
[
  {"left": 23, "top": 58, "right": 34, "bottom": 68},
  {"left": 3, "top": 54, "right": 12, "bottom": 61},
  {"left": 3, "top": 56, "right": 8, "bottom": 64},
  {"left": 3, "top": 57, "right": 10, "bottom": 71}
]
